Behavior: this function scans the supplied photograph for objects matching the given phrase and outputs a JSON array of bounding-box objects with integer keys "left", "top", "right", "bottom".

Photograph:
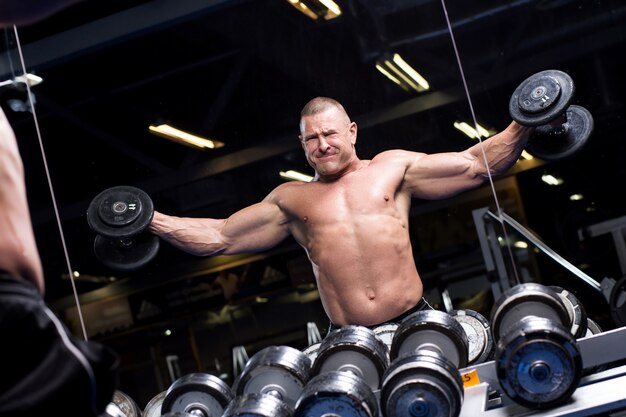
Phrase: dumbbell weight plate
[
  {"left": 143, "top": 390, "right": 167, "bottom": 417},
  {"left": 450, "top": 309, "right": 494, "bottom": 365},
  {"left": 373, "top": 322, "right": 399, "bottom": 355},
  {"left": 87, "top": 185, "right": 154, "bottom": 239},
  {"left": 550, "top": 285, "right": 588, "bottom": 338},
  {"left": 381, "top": 350, "right": 464, "bottom": 417},
  {"left": 391, "top": 309, "right": 469, "bottom": 369},
  {"left": 102, "top": 390, "right": 142, "bottom": 417},
  {"left": 495, "top": 316, "right": 582, "bottom": 409},
  {"left": 526, "top": 105, "right": 594, "bottom": 161},
  {"left": 490, "top": 283, "right": 570, "bottom": 343},
  {"left": 509, "top": 69, "right": 575, "bottom": 127},
  {"left": 161, "top": 373, "right": 234, "bottom": 417},
  {"left": 223, "top": 393, "right": 294, "bottom": 417},
  {"left": 94, "top": 233, "right": 160, "bottom": 271},
  {"left": 609, "top": 275, "right": 626, "bottom": 328},
  {"left": 233, "top": 345, "right": 312, "bottom": 408},
  {"left": 302, "top": 342, "right": 321, "bottom": 364},
  {"left": 294, "top": 371, "right": 379, "bottom": 417},
  {"left": 312, "top": 325, "right": 389, "bottom": 390}
]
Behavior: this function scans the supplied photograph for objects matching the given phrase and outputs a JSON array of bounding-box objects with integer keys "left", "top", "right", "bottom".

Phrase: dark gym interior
[{"left": 3, "top": 0, "right": 626, "bottom": 414}]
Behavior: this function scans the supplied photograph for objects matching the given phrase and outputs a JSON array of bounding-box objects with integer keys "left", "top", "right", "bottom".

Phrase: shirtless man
[{"left": 149, "top": 97, "right": 534, "bottom": 328}]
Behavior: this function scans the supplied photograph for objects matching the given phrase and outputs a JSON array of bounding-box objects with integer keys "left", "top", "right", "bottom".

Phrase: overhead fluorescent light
[
  {"left": 453, "top": 121, "right": 493, "bottom": 140},
  {"left": 541, "top": 173, "right": 564, "bottom": 186},
  {"left": 376, "top": 53, "right": 429, "bottom": 93},
  {"left": 149, "top": 123, "right": 224, "bottom": 150},
  {"left": 286, "top": 0, "right": 341, "bottom": 20},
  {"left": 15, "top": 73, "right": 43, "bottom": 87},
  {"left": 280, "top": 170, "right": 314, "bottom": 182},
  {"left": 0, "top": 73, "right": 44, "bottom": 89}
]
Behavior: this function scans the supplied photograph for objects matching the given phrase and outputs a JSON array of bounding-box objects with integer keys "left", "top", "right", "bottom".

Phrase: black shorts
[
  {"left": 327, "top": 297, "right": 433, "bottom": 334},
  {"left": 0, "top": 273, "right": 119, "bottom": 416}
]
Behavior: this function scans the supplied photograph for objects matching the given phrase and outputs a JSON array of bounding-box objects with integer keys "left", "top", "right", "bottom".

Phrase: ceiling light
[
  {"left": 149, "top": 123, "right": 224, "bottom": 150},
  {"left": 376, "top": 53, "right": 429, "bottom": 93},
  {"left": 541, "top": 173, "right": 564, "bottom": 186},
  {"left": 520, "top": 150, "right": 534, "bottom": 160},
  {"left": 453, "top": 121, "right": 493, "bottom": 140},
  {"left": 280, "top": 170, "right": 314, "bottom": 182},
  {"left": 569, "top": 193, "right": 584, "bottom": 201},
  {"left": 15, "top": 73, "right": 43, "bottom": 87},
  {"left": 286, "top": 0, "right": 341, "bottom": 20},
  {"left": 0, "top": 73, "right": 44, "bottom": 89}
]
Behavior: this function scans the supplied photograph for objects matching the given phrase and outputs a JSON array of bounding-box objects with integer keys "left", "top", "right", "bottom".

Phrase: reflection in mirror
[{"left": 4, "top": 1, "right": 626, "bottom": 414}]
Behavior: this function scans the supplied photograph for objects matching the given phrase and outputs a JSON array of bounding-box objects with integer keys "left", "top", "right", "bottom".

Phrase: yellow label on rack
[{"left": 461, "top": 369, "right": 480, "bottom": 388}]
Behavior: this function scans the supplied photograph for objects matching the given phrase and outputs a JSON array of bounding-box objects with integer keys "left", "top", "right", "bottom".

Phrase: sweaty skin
[{"left": 149, "top": 98, "right": 534, "bottom": 326}]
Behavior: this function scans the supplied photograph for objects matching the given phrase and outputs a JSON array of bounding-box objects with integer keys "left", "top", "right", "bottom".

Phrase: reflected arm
[{"left": 0, "top": 107, "right": 45, "bottom": 293}]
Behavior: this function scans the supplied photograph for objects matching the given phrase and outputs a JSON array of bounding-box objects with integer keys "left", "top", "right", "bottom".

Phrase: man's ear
[{"left": 350, "top": 122, "right": 357, "bottom": 145}]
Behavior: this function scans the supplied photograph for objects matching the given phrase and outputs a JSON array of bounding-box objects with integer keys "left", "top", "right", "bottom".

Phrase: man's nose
[{"left": 318, "top": 136, "right": 331, "bottom": 152}]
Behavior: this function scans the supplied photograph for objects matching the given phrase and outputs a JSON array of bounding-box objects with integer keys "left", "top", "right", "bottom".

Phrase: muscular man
[
  {"left": 0, "top": 105, "right": 118, "bottom": 415},
  {"left": 149, "top": 97, "right": 534, "bottom": 329}
]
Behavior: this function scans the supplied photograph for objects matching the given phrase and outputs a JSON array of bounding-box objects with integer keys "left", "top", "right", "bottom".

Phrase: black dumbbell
[
  {"left": 509, "top": 69, "right": 594, "bottom": 161},
  {"left": 490, "top": 283, "right": 583, "bottom": 410},
  {"left": 87, "top": 185, "right": 159, "bottom": 271}
]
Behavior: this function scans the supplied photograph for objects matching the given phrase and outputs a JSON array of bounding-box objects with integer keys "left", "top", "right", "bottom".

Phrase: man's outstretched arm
[
  {"left": 400, "top": 121, "right": 535, "bottom": 200},
  {"left": 148, "top": 194, "right": 292, "bottom": 257}
]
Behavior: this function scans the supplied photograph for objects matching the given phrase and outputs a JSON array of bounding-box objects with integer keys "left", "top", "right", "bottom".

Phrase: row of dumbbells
[{"left": 103, "top": 282, "right": 602, "bottom": 417}]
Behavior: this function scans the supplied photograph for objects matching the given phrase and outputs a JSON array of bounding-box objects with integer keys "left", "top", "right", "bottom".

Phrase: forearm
[
  {"left": 148, "top": 211, "right": 229, "bottom": 256},
  {"left": 470, "top": 121, "right": 534, "bottom": 177}
]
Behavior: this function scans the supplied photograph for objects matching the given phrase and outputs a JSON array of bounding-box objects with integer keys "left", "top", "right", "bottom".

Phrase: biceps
[
  {"left": 404, "top": 153, "right": 482, "bottom": 199},
  {"left": 222, "top": 202, "right": 290, "bottom": 253}
]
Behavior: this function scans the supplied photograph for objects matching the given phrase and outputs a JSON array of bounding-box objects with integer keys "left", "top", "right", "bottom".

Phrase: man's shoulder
[{"left": 372, "top": 149, "right": 424, "bottom": 164}]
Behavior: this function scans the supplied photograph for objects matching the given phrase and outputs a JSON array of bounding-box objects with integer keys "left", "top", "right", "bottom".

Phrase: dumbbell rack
[{"left": 458, "top": 325, "right": 626, "bottom": 416}]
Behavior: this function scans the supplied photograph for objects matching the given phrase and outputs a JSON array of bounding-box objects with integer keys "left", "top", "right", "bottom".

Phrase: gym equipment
[
  {"left": 509, "top": 69, "right": 593, "bottom": 161},
  {"left": 509, "top": 69, "right": 574, "bottom": 127},
  {"left": 390, "top": 309, "right": 469, "bottom": 369},
  {"left": 311, "top": 325, "right": 389, "bottom": 391},
  {"left": 609, "top": 275, "right": 626, "bottom": 328},
  {"left": 161, "top": 373, "right": 234, "bottom": 417},
  {"left": 450, "top": 309, "right": 494, "bottom": 365},
  {"left": 233, "top": 345, "right": 312, "bottom": 408},
  {"left": 143, "top": 390, "right": 166, "bottom": 417},
  {"left": 87, "top": 185, "right": 159, "bottom": 271},
  {"left": 223, "top": 393, "right": 294, "bottom": 417},
  {"left": 372, "top": 322, "right": 399, "bottom": 354},
  {"left": 490, "top": 283, "right": 583, "bottom": 409},
  {"left": 380, "top": 349, "right": 464, "bottom": 417},
  {"left": 294, "top": 370, "right": 379, "bottom": 417},
  {"left": 384, "top": 310, "right": 468, "bottom": 417},
  {"left": 550, "top": 285, "right": 589, "bottom": 338},
  {"left": 102, "top": 390, "right": 142, "bottom": 417},
  {"left": 301, "top": 341, "right": 321, "bottom": 364},
  {"left": 490, "top": 282, "right": 570, "bottom": 342}
]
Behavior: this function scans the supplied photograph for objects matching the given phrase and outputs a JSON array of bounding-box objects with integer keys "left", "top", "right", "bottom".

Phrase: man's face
[{"left": 299, "top": 108, "right": 356, "bottom": 177}]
